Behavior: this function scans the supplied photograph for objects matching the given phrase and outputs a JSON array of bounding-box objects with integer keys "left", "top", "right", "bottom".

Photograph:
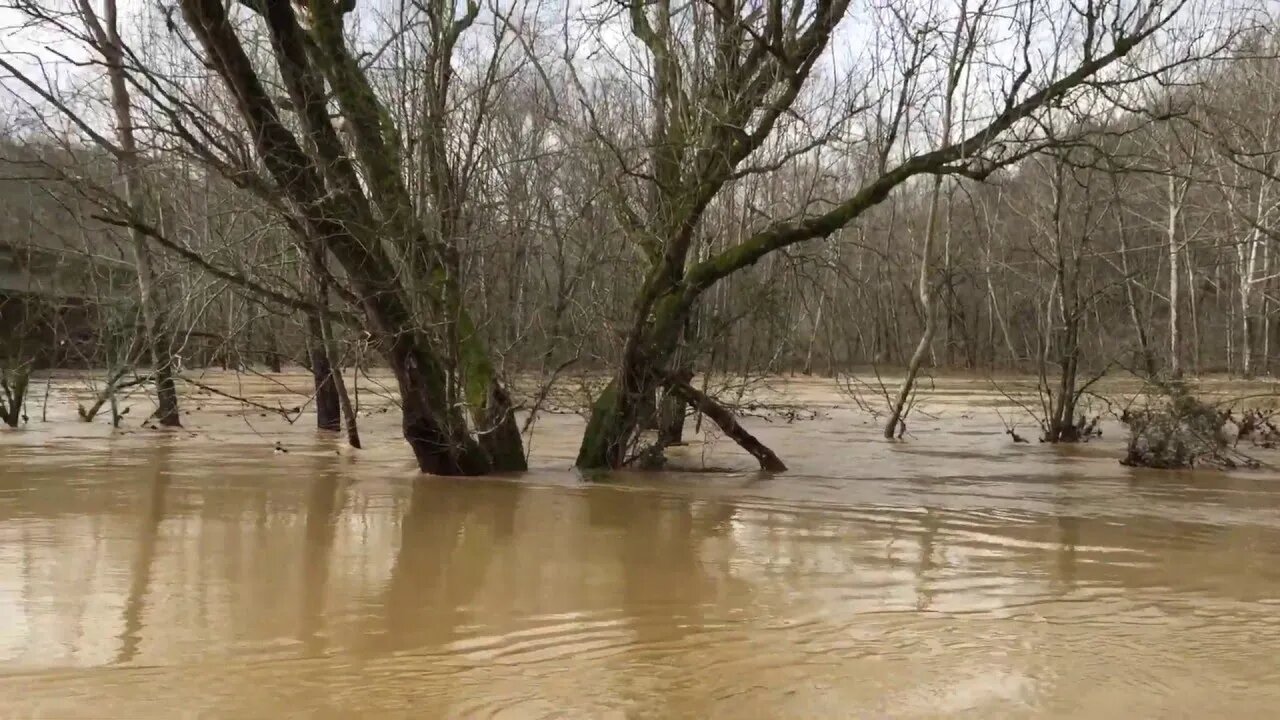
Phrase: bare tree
[{"left": 568, "top": 0, "right": 1229, "bottom": 469}]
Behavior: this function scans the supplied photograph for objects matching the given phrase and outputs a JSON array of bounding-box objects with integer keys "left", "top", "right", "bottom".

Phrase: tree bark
[
  {"left": 308, "top": 314, "right": 341, "bottom": 433},
  {"left": 0, "top": 364, "right": 29, "bottom": 428},
  {"left": 657, "top": 389, "right": 687, "bottom": 446},
  {"left": 318, "top": 309, "right": 361, "bottom": 449},
  {"left": 657, "top": 321, "right": 697, "bottom": 445},
  {"left": 1168, "top": 173, "right": 1182, "bottom": 378}
]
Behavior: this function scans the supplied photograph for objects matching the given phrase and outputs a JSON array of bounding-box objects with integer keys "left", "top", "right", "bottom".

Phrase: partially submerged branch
[
  {"left": 664, "top": 372, "right": 787, "bottom": 472},
  {"left": 180, "top": 374, "right": 303, "bottom": 422}
]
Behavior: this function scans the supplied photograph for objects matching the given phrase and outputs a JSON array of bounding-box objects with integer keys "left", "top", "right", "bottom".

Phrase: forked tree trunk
[{"left": 577, "top": 299, "right": 786, "bottom": 471}]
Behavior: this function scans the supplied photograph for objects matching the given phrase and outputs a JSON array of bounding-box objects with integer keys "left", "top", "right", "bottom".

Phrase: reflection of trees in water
[
  {"left": 587, "top": 491, "right": 739, "bottom": 622},
  {"left": 1053, "top": 513, "right": 1080, "bottom": 593},
  {"left": 378, "top": 479, "right": 521, "bottom": 651},
  {"left": 115, "top": 439, "right": 172, "bottom": 664},
  {"left": 914, "top": 507, "right": 940, "bottom": 612},
  {"left": 298, "top": 456, "right": 346, "bottom": 657},
  {"left": 587, "top": 489, "right": 740, "bottom": 716}
]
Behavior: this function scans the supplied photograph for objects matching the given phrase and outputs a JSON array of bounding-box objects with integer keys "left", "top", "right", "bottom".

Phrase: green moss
[{"left": 576, "top": 381, "right": 626, "bottom": 469}]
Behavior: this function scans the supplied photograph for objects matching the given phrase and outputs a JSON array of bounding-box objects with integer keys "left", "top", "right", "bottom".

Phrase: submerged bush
[{"left": 1120, "top": 381, "right": 1259, "bottom": 470}]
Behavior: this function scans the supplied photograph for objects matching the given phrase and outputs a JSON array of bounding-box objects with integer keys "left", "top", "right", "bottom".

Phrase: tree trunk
[
  {"left": 387, "top": 337, "right": 488, "bottom": 475},
  {"left": 658, "top": 321, "right": 698, "bottom": 445},
  {"left": 152, "top": 344, "right": 181, "bottom": 427},
  {"left": 1168, "top": 173, "right": 1181, "bottom": 378},
  {"left": 1188, "top": 253, "right": 1201, "bottom": 375},
  {"left": 1242, "top": 302, "right": 1254, "bottom": 378},
  {"left": 1113, "top": 180, "right": 1156, "bottom": 376},
  {"left": 881, "top": 10, "right": 972, "bottom": 435},
  {"left": 1046, "top": 315, "right": 1080, "bottom": 442},
  {"left": 264, "top": 319, "right": 283, "bottom": 373},
  {"left": 317, "top": 310, "right": 360, "bottom": 449},
  {"left": 657, "top": 389, "right": 687, "bottom": 446},
  {"left": 577, "top": 374, "right": 645, "bottom": 469},
  {"left": 884, "top": 177, "right": 944, "bottom": 439},
  {"left": 803, "top": 290, "right": 826, "bottom": 375},
  {"left": 0, "top": 364, "right": 29, "bottom": 428},
  {"left": 308, "top": 313, "right": 342, "bottom": 433},
  {"left": 1263, "top": 238, "right": 1271, "bottom": 375},
  {"left": 94, "top": 0, "right": 180, "bottom": 427},
  {"left": 306, "top": 247, "right": 345, "bottom": 436}
]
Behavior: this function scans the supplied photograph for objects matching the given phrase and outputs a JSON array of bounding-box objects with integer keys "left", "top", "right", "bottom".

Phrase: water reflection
[
  {"left": 115, "top": 438, "right": 171, "bottom": 664},
  {"left": 299, "top": 455, "right": 344, "bottom": 657},
  {"left": 381, "top": 479, "right": 522, "bottom": 654},
  {"left": 2, "top": 382, "right": 1280, "bottom": 715}
]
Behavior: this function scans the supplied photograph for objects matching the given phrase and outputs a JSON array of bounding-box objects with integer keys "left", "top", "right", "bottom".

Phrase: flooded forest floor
[
  {"left": 3, "top": 370, "right": 1280, "bottom": 717},
  {"left": 5, "top": 369, "right": 1280, "bottom": 481}
]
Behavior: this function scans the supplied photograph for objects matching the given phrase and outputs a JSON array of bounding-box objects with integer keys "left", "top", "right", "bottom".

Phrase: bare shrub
[{"left": 1121, "top": 381, "right": 1259, "bottom": 469}]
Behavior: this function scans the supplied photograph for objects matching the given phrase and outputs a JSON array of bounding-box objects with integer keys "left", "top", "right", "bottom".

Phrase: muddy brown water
[{"left": 3, "top": 373, "right": 1280, "bottom": 718}]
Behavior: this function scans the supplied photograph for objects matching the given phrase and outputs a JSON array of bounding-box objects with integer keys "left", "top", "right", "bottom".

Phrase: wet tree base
[
  {"left": 577, "top": 372, "right": 788, "bottom": 473},
  {"left": 1042, "top": 416, "right": 1103, "bottom": 443}
]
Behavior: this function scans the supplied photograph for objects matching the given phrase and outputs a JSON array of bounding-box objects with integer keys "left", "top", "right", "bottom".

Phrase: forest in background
[{"left": 0, "top": 0, "right": 1275, "bottom": 472}]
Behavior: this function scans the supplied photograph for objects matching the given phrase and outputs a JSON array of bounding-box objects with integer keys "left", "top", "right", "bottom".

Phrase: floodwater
[{"left": 2, "top": 372, "right": 1280, "bottom": 718}]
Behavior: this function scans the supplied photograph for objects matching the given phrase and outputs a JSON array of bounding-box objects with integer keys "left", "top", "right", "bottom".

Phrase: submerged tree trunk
[
  {"left": 575, "top": 271, "right": 705, "bottom": 468},
  {"left": 264, "top": 320, "right": 283, "bottom": 373},
  {"left": 1037, "top": 156, "right": 1090, "bottom": 443},
  {"left": 308, "top": 313, "right": 341, "bottom": 433},
  {"left": 576, "top": 295, "right": 787, "bottom": 471},
  {"left": 89, "top": 0, "right": 180, "bottom": 427},
  {"left": 1044, "top": 308, "right": 1082, "bottom": 442},
  {"left": 576, "top": 373, "right": 647, "bottom": 469},
  {"left": 0, "top": 364, "right": 30, "bottom": 428},
  {"left": 318, "top": 311, "right": 361, "bottom": 449},
  {"left": 387, "top": 342, "right": 482, "bottom": 475},
  {"left": 150, "top": 335, "right": 181, "bottom": 427},
  {"left": 884, "top": 176, "right": 945, "bottom": 439},
  {"left": 306, "top": 249, "right": 349, "bottom": 441}
]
